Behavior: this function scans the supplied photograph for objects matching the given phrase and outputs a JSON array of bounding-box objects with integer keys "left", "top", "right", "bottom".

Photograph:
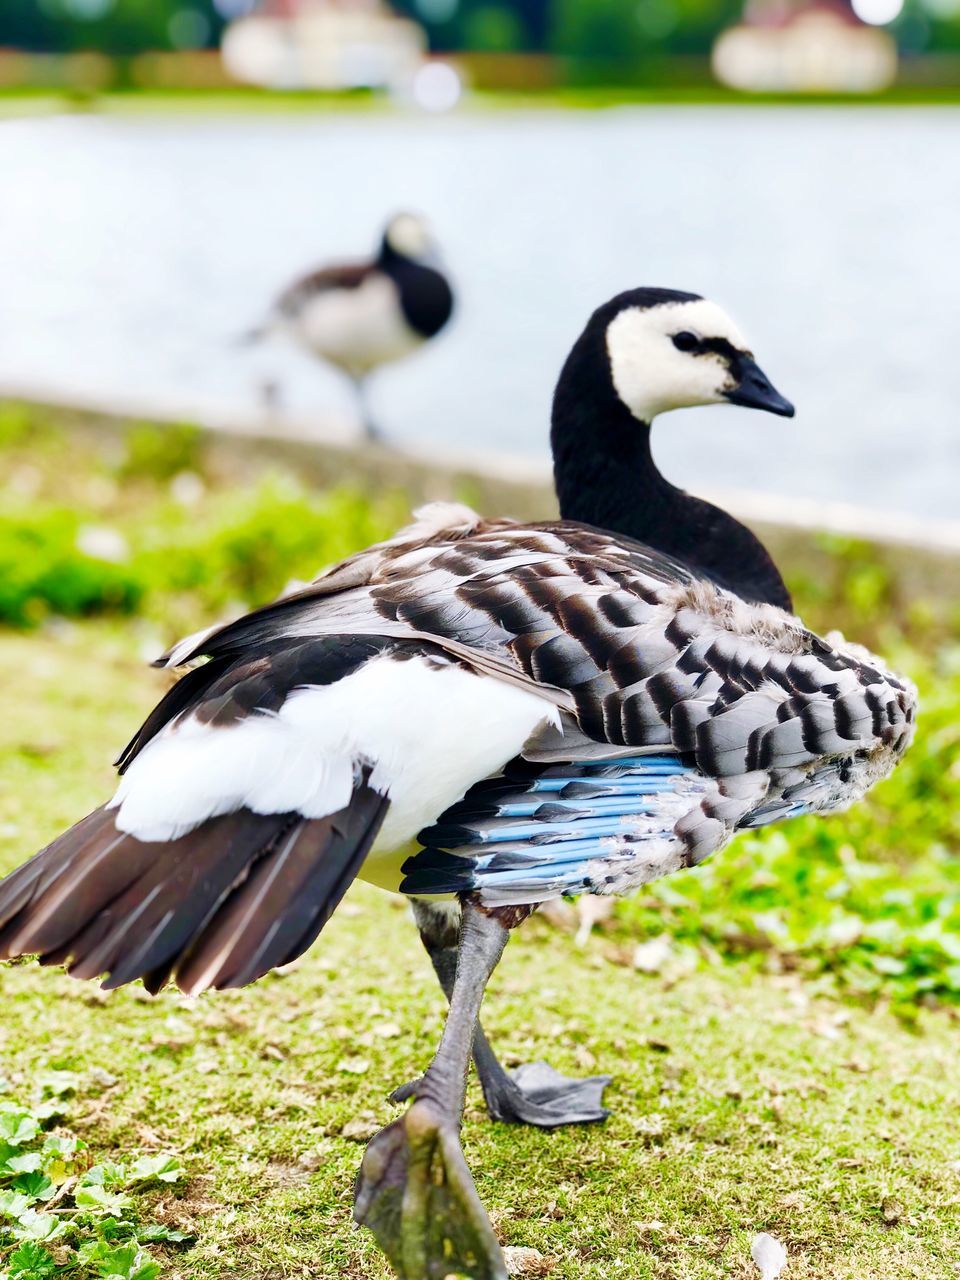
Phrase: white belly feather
[
  {"left": 109, "top": 656, "right": 558, "bottom": 893},
  {"left": 287, "top": 276, "right": 423, "bottom": 376}
]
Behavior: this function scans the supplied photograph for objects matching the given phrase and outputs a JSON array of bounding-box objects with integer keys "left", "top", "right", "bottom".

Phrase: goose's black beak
[{"left": 725, "top": 356, "right": 795, "bottom": 418}]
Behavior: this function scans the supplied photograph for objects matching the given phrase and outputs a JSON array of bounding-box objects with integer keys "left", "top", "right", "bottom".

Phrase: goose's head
[
  {"left": 582, "top": 287, "right": 794, "bottom": 425},
  {"left": 381, "top": 212, "right": 439, "bottom": 265}
]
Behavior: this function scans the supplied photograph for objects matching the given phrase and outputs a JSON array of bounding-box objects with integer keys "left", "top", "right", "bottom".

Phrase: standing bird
[
  {"left": 252, "top": 212, "right": 454, "bottom": 442},
  {"left": 0, "top": 288, "right": 916, "bottom": 1280}
]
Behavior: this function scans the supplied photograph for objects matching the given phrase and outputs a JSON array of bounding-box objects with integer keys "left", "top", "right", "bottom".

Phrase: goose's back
[{"left": 158, "top": 504, "right": 916, "bottom": 795}]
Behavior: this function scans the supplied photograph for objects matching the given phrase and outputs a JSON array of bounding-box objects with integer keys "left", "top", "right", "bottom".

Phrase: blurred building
[
  {"left": 713, "top": 0, "right": 899, "bottom": 93},
  {"left": 221, "top": 0, "right": 426, "bottom": 90}
]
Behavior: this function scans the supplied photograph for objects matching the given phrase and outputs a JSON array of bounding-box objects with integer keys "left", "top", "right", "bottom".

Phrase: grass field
[
  {"left": 1, "top": 404, "right": 958, "bottom": 1279},
  {"left": 2, "top": 84, "right": 960, "bottom": 120}
]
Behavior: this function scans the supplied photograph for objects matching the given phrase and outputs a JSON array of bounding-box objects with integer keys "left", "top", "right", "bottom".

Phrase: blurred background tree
[
  {"left": 0, "top": 0, "right": 226, "bottom": 54},
  {"left": 1, "top": 0, "right": 958, "bottom": 57}
]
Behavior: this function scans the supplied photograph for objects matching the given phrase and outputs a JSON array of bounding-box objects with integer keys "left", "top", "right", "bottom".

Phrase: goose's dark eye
[{"left": 672, "top": 331, "right": 699, "bottom": 353}]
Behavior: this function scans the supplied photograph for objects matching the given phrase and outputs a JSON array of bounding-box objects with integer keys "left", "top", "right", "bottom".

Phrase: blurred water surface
[{"left": 0, "top": 106, "right": 957, "bottom": 518}]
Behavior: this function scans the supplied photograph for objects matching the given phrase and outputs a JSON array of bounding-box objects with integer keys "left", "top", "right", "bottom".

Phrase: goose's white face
[
  {"left": 385, "top": 213, "right": 435, "bottom": 262},
  {"left": 606, "top": 298, "right": 791, "bottom": 422}
]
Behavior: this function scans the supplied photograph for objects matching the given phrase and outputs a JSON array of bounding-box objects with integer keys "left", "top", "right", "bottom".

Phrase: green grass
[
  {"left": 2, "top": 84, "right": 960, "bottom": 120},
  {"left": 1, "top": 404, "right": 959, "bottom": 1278}
]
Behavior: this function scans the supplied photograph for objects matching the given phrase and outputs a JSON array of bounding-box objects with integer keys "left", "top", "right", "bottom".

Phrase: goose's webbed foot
[
  {"left": 388, "top": 1055, "right": 609, "bottom": 1128},
  {"left": 354, "top": 1099, "right": 506, "bottom": 1280},
  {"left": 409, "top": 901, "right": 612, "bottom": 1129},
  {"left": 357, "top": 901, "right": 510, "bottom": 1280},
  {"left": 481, "top": 1058, "right": 611, "bottom": 1128}
]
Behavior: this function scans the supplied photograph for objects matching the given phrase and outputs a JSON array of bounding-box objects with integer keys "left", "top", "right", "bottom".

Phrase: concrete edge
[{"left": 4, "top": 385, "right": 959, "bottom": 558}]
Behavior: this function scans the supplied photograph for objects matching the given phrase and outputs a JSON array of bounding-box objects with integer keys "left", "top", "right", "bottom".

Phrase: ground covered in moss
[{"left": 1, "top": 403, "right": 958, "bottom": 1278}]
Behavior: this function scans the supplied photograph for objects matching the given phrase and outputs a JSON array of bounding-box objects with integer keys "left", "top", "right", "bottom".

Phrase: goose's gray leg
[
  {"left": 354, "top": 900, "right": 509, "bottom": 1280},
  {"left": 395, "top": 900, "right": 611, "bottom": 1128},
  {"left": 350, "top": 374, "right": 382, "bottom": 444}
]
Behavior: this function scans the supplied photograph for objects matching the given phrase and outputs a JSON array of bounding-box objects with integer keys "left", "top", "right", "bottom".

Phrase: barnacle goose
[
  {"left": 251, "top": 212, "right": 454, "bottom": 441},
  {"left": 0, "top": 288, "right": 916, "bottom": 1280}
]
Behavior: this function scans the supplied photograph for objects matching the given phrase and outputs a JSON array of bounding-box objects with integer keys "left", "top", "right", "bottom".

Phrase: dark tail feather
[
  {"left": 175, "top": 780, "right": 388, "bottom": 994},
  {"left": 0, "top": 781, "right": 388, "bottom": 995}
]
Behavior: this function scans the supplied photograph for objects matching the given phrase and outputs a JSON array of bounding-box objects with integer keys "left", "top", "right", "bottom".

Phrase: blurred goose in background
[
  {"left": 0, "top": 288, "right": 916, "bottom": 1280},
  {"left": 250, "top": 212, "right": 454, "bottom": 441}
]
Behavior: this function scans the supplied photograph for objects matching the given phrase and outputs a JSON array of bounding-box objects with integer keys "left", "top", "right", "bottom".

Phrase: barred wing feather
[{"left": 145, "top": 505, "right": 915, "bottom": 903}]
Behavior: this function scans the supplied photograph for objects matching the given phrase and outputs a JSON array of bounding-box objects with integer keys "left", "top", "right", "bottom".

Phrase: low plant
[
  {"left": 0, "top": 1075, "right": 188, "bottom": 1279},
  {"left": 0, "top": 509, "right": 142, "bottom": 628}
]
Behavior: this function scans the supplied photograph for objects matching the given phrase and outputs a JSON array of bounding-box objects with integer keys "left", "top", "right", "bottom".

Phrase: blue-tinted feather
[{"left": 404, "top": 753, "right": 696, "bottom": 899}]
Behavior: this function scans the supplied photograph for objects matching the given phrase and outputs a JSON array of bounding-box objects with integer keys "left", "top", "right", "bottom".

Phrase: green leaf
[
  {"left": 11, "top": 1172, "right": 55, "bottom": 1202},
  {"left": 41, "top": 1135, "right": 82, "bottom": 1161},
  {"left": 137, "top": 1223, "right": 194, "bottom": 1244},
  {"left": 79, "top": 1240, "right": 160, "bottom": 1279},
  {"left": 30, "top": 1101, "right": 68, "bottom": 1123},
  {"left": 4, "top": 1240, "right": 58, "bottom": 1279},
  {"left": 74, "top": 1183, "right": 132, "bottom": 1215},
  {"left": 0, "top": 1111, "right": 39, "bottom": 1148},
  {"left": 93, "top": 1217, "right": 129, "bottom": 1242},
  {"left": 37, "top": 1071, "right": 80, "bottom": 1099},
  {"left": 79, "top": 1162, "right": 128, "bottom": 1190},
  {"left": 5, "top": 1153, "right": 43, "bottom": 1175},
  {"left": 128, "top": 1155, "right": 185, "bottom": 1185},
  {"left": 129, "top": 1263, "right": 162, "bottom": 1280},
  {"left": 0, "top": 1190, "right": 33, "bottom": 1220},
  {"left": 11, "top": 1208, "right": 63, "bottom": 1241}
]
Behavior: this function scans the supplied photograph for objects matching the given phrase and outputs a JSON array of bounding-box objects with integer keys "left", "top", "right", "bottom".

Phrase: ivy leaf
[
  {"left": 4, "top": 1240, "right": 58, "bottom": 1279},
  {"left": 128, "top": 1155, "right": 185, "bottom": 1185}
]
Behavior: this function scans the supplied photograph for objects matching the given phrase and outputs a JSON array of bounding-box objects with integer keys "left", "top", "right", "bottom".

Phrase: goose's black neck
[
  {"left": 377, "top": 239, "right": 453, "bottom": 339},
  {"left": 551, "top": 317, "right": 792, "bottom": 611}
]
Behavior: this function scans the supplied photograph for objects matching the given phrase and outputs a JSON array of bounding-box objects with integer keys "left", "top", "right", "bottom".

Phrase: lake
[{"left": 0, "top": 105, "right": 957, "bottom": 520}]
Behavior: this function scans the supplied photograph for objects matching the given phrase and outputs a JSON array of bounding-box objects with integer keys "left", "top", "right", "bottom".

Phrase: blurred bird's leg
[
  {"left": 258, "top": 376, "right": 283, "bottom": 411},
  {"left": 355, "top": 900, "right": 510, "bottom": 1280},
  {"left": 234, "top": 320, "right": 270, "bottom": 347},
  {"left": 392, "top": 900, "right": 611, "bottom": 1129},
  {"left": 350, "top": 374, "right": 383, "bottom": 444}
]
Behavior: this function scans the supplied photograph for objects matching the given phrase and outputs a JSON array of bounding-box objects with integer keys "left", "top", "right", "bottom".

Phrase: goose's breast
[{"left": 292, "top": 275, "right": 423, "bottom": 372}]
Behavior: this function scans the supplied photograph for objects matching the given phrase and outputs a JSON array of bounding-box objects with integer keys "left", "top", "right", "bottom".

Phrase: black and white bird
[
  {"left": 252, "top": 212, "right": 454, "bottom": 441},
  {"left": 0, "top": 288, "right": 916, "bottom": 1280}
]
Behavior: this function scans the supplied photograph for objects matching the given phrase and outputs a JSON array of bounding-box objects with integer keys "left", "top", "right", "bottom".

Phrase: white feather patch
[
  {"left": 286, "top": 274, "right": 422, "bottom": 376},
  {"left": 606, "top": 298, "right": 749, "bottom": 422},
  {"left": 109, "top": 655, "right": 558, "bottom": 851},
  {"left": 751, "top": 1232, "right": 787, "bottom": 1279}
]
